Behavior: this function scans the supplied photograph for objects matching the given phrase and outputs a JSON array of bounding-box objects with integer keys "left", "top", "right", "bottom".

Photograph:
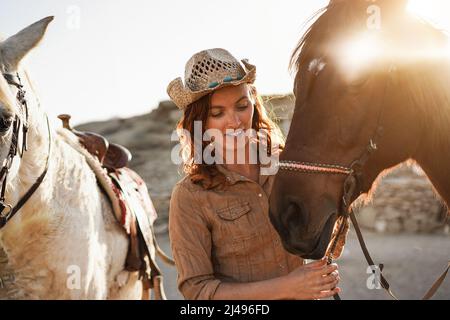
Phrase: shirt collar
[{"left": 215, "top": 164, "right": 273, "bottom": 188}]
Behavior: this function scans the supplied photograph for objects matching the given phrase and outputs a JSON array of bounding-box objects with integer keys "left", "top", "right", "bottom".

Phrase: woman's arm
[
  {"left": 213, "top": 259, "right": 340, "bottom": 300},
  {"left": 169, "top": 183, "right": 221, "bottom": 300}
]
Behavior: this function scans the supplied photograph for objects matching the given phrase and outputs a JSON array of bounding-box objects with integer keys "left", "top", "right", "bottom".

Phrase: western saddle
[
  {"left": 58, "top": 114, "right": 174, "bottom": 300},
  {"left": 58, "top": 114, "right": 132, "bottom": 170}
]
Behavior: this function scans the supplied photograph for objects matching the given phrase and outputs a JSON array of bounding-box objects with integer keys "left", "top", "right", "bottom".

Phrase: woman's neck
[
  {"left": 223, "top": 163, "right": 260, "bottom": 182},
  {"left": 221, "top": 142, "right": 260, "bottom": 182}
]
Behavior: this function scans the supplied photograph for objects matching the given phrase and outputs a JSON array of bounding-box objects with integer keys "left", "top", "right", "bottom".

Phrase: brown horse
[{"left": 269, "top": 0, "right": 450, "bottom": 260}]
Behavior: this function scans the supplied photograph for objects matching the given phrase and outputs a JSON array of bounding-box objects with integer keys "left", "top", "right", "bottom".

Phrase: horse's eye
[{"left": 0, "top": 115, "right": 13, "bottom": 133}]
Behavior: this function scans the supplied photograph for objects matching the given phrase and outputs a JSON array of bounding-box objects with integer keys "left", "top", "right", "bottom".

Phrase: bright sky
[{"left": 0, "top": 0, "right": 449, "bottom": 125}]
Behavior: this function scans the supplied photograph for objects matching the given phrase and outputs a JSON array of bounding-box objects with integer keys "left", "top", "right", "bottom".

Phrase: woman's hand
[{"left": 280, "top": 258, "right": 341, "bottom": 300}]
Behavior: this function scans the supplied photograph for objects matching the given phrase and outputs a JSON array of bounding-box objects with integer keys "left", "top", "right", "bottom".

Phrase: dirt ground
[{"left": 155, "top": 229, "right": 450, "bottom": 300}]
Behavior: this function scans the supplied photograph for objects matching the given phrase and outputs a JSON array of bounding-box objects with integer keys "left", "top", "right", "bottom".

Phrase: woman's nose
[{"left": 227, "top": 112, "right": 241, "bottom": 128}]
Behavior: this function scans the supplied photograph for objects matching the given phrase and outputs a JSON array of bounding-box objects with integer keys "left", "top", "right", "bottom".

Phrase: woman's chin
[{"left": 223, "top": 145, "right": 249, "bottom": 160}]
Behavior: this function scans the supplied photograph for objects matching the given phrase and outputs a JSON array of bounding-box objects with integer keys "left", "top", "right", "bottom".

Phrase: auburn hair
[{"left": 176, "top": 85, "right": 284, "bottom": 189}]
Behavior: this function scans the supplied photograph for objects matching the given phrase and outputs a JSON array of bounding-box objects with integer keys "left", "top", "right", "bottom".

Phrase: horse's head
[
  {"left": 0, "top": 17, "right": 53, "bottom": 181},
  {"left": 269, "top": 0, "right": 450, "bottom": 259}
]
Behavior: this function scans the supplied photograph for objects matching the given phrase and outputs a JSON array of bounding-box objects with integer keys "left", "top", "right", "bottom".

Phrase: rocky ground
[{"left": 75, "top": 95, "right": 450, "bottom": 300}]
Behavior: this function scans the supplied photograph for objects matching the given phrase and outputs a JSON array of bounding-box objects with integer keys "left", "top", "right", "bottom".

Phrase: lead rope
[
  {"left": 327, "top": 215, "right": 348, "bottom": 300},
  {"left": 348, "top": 209, "right": 399, "bottom": 300},
  {"left": 422, "top": 261, "right": 450, "bottom": 300}
]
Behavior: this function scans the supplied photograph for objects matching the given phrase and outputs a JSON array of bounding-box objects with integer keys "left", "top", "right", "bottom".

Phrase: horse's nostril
[{"left": 283, "top": 199, "right": 307, "bottom": 232}]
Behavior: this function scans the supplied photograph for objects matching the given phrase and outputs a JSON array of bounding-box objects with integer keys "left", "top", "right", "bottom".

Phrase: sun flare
[
  {"left": 407, "top": 0, "right": 450, "bottom": 32},
  {"left": 336, "top": 33, "right": 381, "bottom": 78},
  {"left": 334, "top": 1, "right": 450, "bottom": 80}
]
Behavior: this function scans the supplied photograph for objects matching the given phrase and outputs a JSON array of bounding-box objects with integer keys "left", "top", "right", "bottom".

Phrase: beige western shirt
[{"left": 168, "top": 165, "right": 304, "bottom": 300}]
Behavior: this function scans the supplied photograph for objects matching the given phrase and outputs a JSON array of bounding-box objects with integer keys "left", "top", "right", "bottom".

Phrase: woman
[{"left": 167, "top": 48, "right": 340, "bottom": 300}]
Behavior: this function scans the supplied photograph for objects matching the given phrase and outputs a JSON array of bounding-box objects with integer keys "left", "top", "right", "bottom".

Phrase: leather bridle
[
  {"left": 278, "top": 67, "right": 450, "bottom": 300},
  {"left": 0, "top": 72, "right": 51, "bottom": 230}
]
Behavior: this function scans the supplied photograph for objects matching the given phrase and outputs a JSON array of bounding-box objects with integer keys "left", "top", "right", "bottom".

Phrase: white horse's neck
[
  {"left": 0, "top": 71, "right": 108, "bottom": 299},
  {"left": 0, "top": 71, "right": 59, "bottom": 297},
  {"left": 4, "top": 71, "right": 53, "bottom": 216},
  {"left": 0, "top": 71, "right": 73, "bottom": 257}
]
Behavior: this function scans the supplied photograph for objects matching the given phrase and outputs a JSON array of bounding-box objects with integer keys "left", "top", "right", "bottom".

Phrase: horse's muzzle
[{"left": 270, "top": 195, "right": 338, "bottom": 259}]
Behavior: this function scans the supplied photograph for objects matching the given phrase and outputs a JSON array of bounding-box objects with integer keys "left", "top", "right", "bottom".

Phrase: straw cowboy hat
[{"left": 167, "top": 48, "right": 256, "bottom": 110}]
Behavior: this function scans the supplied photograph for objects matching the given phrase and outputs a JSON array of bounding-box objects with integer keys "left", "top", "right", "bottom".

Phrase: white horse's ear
[{"left": 0, "top": 16, "right": 54, "bottom": 71}]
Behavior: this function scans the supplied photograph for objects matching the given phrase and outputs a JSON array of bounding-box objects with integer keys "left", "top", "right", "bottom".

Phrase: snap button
[{"left": 258, "top": 193, "right": 263, "bottom": 198}]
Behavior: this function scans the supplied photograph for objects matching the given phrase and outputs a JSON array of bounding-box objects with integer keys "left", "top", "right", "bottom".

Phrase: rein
[
  {"left": 0, "top": 72, "right": 52, "bottom": 229},
  {"left": 278, "top": 67, "right": 449, "bottom": 300}
]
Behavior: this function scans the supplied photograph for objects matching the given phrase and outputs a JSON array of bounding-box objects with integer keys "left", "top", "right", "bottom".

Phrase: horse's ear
[{"left": 0, "top": 16, "right": 54, "bottom": 71}]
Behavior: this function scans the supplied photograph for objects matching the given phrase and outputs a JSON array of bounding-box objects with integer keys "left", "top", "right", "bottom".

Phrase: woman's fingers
[
  {"left": 321, "top": 272, "right": 339, "bottom": 286},
  {"left": 309, "top": 266, "right": 339, "bottom": 288},
  {"left": 307, "top": 264, "right": 341, "bottom": 299},
  {"left": 315, "top": 287, "right": 341, "bottom": 300},
  {"left": 311, "top": 263, "right": 338, "bottom": 278},
  {"left": 320, "top": 277, "right": 340, "bottom": 291},
  {"left": 304, "top": 258, "right": 327, "bottom": 269}
]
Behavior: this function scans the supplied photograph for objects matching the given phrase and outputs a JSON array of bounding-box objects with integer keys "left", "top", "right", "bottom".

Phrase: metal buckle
[
  {"left": 368, "top": 139, "right": 378, "bottom": 152},
  {"left": 349, "top": 160, "right": 363, "bottom": 174},
  {"left": 0, "top": 203, "right": 13, "bottom": 221}
]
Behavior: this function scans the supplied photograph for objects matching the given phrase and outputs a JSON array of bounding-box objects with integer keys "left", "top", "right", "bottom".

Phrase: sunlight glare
[
  {"left": 336, "top": 33, "right": 381, "bottom": 80},
  {"left": 407, "top": 0, "right": 450, "bottom": 32}
]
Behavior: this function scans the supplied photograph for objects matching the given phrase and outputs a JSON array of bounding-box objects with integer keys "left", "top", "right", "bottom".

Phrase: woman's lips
[{"left": 225, "top": 128, "right": 245, "bottom": 138}]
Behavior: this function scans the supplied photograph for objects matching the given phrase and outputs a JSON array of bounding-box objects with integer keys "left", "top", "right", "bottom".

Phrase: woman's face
[{"left": 206, "top": 84, "right": 255, "bottom": 157}]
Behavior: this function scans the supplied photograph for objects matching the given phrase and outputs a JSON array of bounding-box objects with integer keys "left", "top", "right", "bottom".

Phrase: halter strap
[
  {"left": 278, "top": 161, "right": 351, "bottom": 175},
  {"left": 0, "top": 72, "right": 52, "bottom": 229}
]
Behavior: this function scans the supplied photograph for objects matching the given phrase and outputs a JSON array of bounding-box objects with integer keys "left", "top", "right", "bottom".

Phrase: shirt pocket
[
  {"left": 214, "top": 200, "right": 263, "bottom": 282},
  {"left": 215, "top": 200, "right": 251, "bottom": 222},
  {"left": 215, "top": 200, "right": 255, "bottom": 240}
]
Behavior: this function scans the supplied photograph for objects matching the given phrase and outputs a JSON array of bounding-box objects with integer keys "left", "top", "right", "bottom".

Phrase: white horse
[{"left": 0, "top": 17, "right": 143, "bottom": 299}]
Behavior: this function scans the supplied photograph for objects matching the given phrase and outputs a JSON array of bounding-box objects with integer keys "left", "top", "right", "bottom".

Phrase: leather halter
[
  {"left": 278, "top": 68, "right": 449, "bottom": 300},
  {"left": 0, "top": 72, "right": 52, "bottom": 229}
]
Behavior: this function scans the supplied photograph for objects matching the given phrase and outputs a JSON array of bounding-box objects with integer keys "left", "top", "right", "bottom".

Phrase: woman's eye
[
  {"left": 210, "top": 112, "right": 223, "bottom": 118},
  {"left": 237, "top": 104, "right": 249, "bottom": 110}
]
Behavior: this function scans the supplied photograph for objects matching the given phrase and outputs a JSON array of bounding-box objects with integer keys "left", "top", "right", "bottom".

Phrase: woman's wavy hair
[{"left": 176, "top": 84, "right": 284, "bottom": 189}]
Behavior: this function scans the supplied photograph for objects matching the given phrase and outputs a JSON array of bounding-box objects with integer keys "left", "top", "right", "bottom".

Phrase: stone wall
[{"left": 356, "top": 165, "right": 449, "bottom": 234}]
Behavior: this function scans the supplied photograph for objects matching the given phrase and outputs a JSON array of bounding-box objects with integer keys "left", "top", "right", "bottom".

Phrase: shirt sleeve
[{"left": 169, "top": 183, "right": 221, "bottom": 300}]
